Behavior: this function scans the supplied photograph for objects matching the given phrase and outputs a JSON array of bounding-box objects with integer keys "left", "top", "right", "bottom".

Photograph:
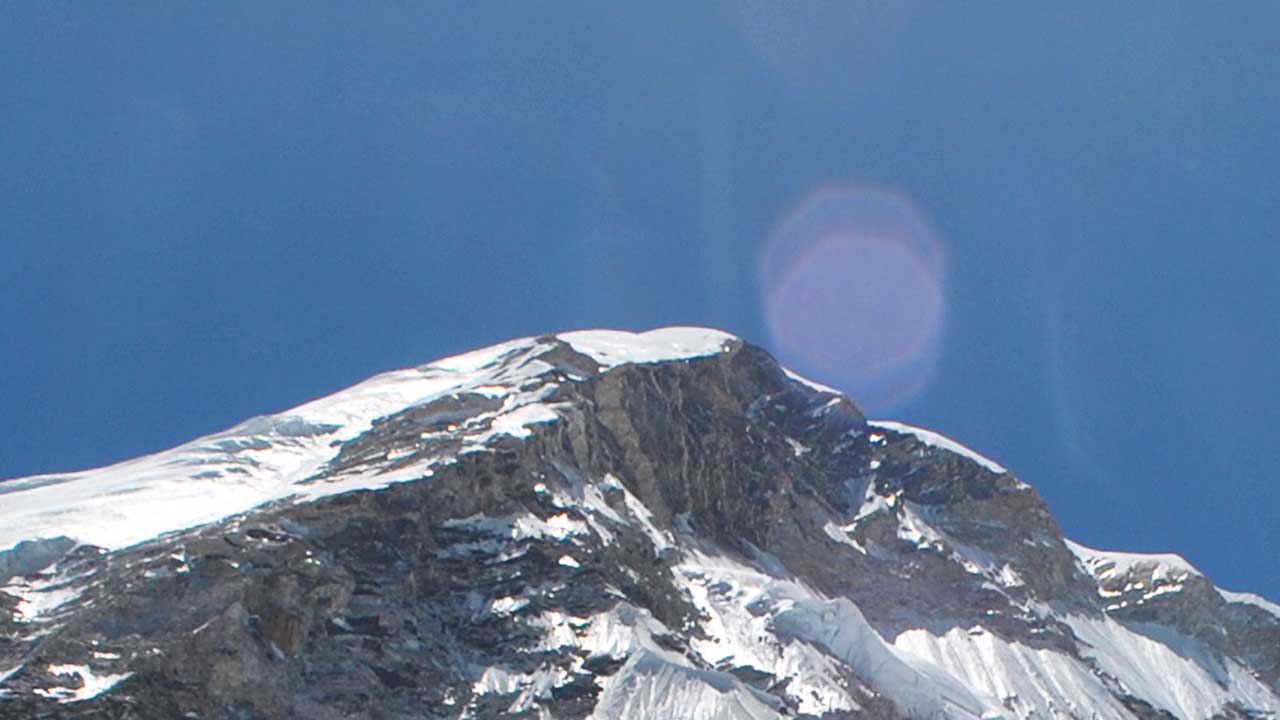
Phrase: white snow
[
  {"left": 619, "top": 483, "right": 673, "bottom": 554},
  {"left": 442, "top": 511, "right": 587, "bottom": 554},
  {"left": 1219, "top": 589, "right": 1280, "bottom": 618},
  {"left": 3, "top": 576, "right": 83, "bottom": 623},
  {"left": 1065, "top": 614, "right": 1280, "bottom": 718},
  {"left": 471, "top": 665, "right": 570, "bottom": 714},
  {"left": 0, "top": 329, "right": 748, "bottom": 557},
  {"left": 4, "top": 327, "right": 1278, "bottom": 718},
  {"left": 468, "top": 401, "right": 563, "bottom": 443},
  {"left": 1065, "top": 539, "right": 1199, "bottom": 582},
  {"left": 1, "top": 556, "right": 97, "bottom": 625},
  {"left": 670, "top": 549, "right": 1012, "bottom": 719},
  {"left": 784, "top": 438, "right": 810, "bottom": 457},
  {"left": 868, "top": 420, "right": 1007, "bottom": 474},
  {"left": 997, "top": 564, "right": 1025, "bottom": 588},
  {"left": 780, "top": 367, "right": 843, "bottom": 396},
  {"left": 822, "top": 521, "right": 866, "bottom": 555},
  {"left": 589, "top": 650, "right": 783, "bottom": 720},
  {"left": 664, "top": 551, "right": 864, "bottom": 716},
  {"left": 891, "top": 613, "right": 1280, "bottom": 720},
  {"left": 0, "top": 368, "right": 459, "bottom": 553},
  {"left": 558, "top": 327, "right": 737, "bottom": 368},
  {"left": 488, "top": 596, "right": 530, "bottom": 616},
  {"left": 34, "top": 664, "right": 132, "bottom": 704},
  {"left": 471, "top": 590, "right": 784, "bottom": 720},
  {"left": 0, "top": 334, "right": 585, "bottom": 555},
  {"left": 895, "top": 625, "right": 1135, "bottom": 719}
]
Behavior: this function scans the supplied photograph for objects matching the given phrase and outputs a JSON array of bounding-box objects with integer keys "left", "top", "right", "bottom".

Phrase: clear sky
[{"left": 3, "top": 4, "right": 1277, "bottom": 600}]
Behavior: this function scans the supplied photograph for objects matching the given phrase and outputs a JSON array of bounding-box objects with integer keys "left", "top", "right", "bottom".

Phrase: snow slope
[{"left": 0, "top": 328, "right": 733, "bottom": 555}]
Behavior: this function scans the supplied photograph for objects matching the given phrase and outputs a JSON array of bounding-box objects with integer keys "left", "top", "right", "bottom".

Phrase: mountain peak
[
  {"left": 1, "top": 328, "right": 1276, "bottom": 718},
  {"left": 0, "top": 328, "right": 741, "bottom": 555}
]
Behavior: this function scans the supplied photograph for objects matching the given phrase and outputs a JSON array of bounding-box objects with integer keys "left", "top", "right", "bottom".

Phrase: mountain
[{"left": 1, "top": 327, "right": 1277, "bottom": 719}]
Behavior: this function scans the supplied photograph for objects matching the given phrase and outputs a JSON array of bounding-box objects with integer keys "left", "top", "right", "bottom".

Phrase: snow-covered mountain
[{"left": 1, "top": 328, "right": 1276, "bottom": 719}]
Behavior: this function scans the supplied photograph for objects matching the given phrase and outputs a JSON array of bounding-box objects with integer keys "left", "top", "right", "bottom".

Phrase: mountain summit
[{"left": 2, "top": 328, "right": 1277, "bottom": 719}]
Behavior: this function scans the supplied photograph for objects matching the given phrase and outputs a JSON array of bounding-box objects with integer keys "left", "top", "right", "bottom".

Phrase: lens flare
[{"left": 759, "top": 187, "right": 945, "bottom": 411}]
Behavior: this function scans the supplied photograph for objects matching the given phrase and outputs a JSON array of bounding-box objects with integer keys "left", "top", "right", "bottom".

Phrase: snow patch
[
  {"left": 784, "top": 438, "right": 810, "bottom": 457},
  {"left": 1065, "top": 614, "right": 1280, "bottom": 718},
  {"left": 768, "top": 585, "right": 1005, "bottom": 719},
  {"left": 822, "top": 522, "right": 866, "bottom": 555},
  {"left": 589, "top": 650, "right": 783, "bottom": 720},
  {"left": 1219, "top": 589, "right": 1280, "bottom": 618},
  {"left": 471, "top": 665, "right": 569, "bottom": 714},
  {"left": 471, "top": 402, "right": 561, "bottom": 442},
  {"left": 0, "top": 335, "right": 585, "bottom": 555},
  {"left": 3, "top": 566, "right": 90, "bottom": 623},
  {"left": 558, "top": 327, "right": 737, "bottom": 368},
  {"left": 1065, "top": 539, "right": 1199, "bottom": 582},
  {"left": 894, "top": 626, "right": 1134, "bottom": 719},
  {"left": 780, "top": 367, "right": 843, "bottom": 396},
  {"left": 868, "top": 420, "right": 1007, "bottom": 474},
  {"left": 35, "top": 664, "right": 132, "bottom": 704},
  {"left": 619, "top": 484, "right": 673, "bottom": 554}
]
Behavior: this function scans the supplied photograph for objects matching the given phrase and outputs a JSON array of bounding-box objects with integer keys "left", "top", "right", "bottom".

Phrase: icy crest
[
  {"left": 558, "top": 327, "right": 738, "bottom": 367},
  {"left": 868, "top": 420, "right": 1008, "bottom": 474},
  {"left": 1065, "top": 539, "right": 1200, "bottom": 582},
  {"left": 0, "top": 328, "right": 741, "bottom": 555},
  {"left": 1218, "top": 589, "right": 1280, "bottom": 618}
]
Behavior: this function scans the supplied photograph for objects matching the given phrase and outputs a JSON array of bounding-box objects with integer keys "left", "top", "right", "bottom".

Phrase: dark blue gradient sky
[{"left": 3, "top": 4, "right": 1278, "bottom": 599}]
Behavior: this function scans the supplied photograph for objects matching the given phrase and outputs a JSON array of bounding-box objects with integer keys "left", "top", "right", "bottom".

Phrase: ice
[
  {"left": 894, "top": 625, "right": 1134, "bottom": 718},
  {"left": 664, "top": 551, "right": 862, "bottom": 715},
  {"left": 1065, "top": 615, "right": 1280, "bottom": 718},
  {"left": 769, "top": 585, "right": 1004, "bottom": 720},
  {"left": 670, "top": 549, "right": 1006, "bottom": 719},
  {"left": 558, "top": 327, "right": 737, "bottom": 368},
  {"left": 893, "top": 613, "right": 1280, "bottom": 719}
]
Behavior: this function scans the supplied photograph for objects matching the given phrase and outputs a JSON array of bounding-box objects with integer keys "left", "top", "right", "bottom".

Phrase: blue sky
[{"left": 3, "top": 4, "right": 1278, "bottom": 599}]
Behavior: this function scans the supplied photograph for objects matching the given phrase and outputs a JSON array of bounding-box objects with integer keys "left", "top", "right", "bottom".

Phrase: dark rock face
[
  {"left": 1, "top": 331, "right": 1277, "bottom": 719},
  {"left": 0, "top": 538, "right": 77, "bottom": 586}
]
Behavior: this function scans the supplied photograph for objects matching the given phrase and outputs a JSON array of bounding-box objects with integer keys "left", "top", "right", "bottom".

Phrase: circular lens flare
[{"left": 760, "top": 187, "right": 945, "bottom": 411}]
